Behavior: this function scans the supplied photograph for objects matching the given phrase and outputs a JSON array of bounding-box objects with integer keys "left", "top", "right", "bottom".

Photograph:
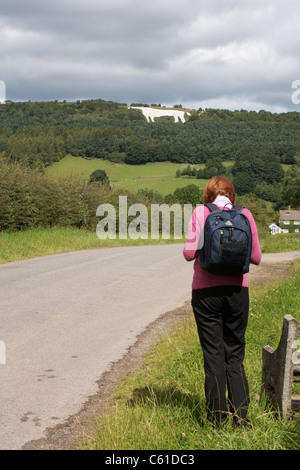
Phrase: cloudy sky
[{"left": 1, "top": 0, "right": 300, "bottom": 112}]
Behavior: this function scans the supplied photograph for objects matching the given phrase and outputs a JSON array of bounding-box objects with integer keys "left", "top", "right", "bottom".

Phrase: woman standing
[{"left": 183, "top": 176, "right": 261, "bottom": 427}]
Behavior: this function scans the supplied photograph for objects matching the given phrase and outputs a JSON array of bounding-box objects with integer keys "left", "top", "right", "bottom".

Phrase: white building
[
  {"left": 269, "top": 223, "right": 282, "bottom": 235},
  {"left": 279, "top": 208, "right": 300, "bottom": 233}
]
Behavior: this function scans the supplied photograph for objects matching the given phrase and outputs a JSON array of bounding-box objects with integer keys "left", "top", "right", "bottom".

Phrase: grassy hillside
[
  {"left": 45, "top": 154, "right": 207, "bottom": 195},
  {"left": 46, "top": 154, "right": 208, "bottom": 195}
]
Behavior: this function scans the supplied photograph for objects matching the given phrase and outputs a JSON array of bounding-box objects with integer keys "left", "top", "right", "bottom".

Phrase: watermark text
[
  {"left": 96, "top": 196, "right": 202, "bottom": 246},
  {"left": 0, "top": 80, "right": 6, "bottom": 103},
  {"left": 292, "top": 340, "right": 300, "bottom": 366},
  {"left": 0, "top": 340, "right": 6, "bottom": 365},
  {"left": 291, "top": 80, "right": 300, "bottom": 105}
]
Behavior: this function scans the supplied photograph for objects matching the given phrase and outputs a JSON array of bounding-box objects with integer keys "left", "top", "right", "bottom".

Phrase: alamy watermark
[
  {"left": 96, "top": 196, "right": 196, "bottom": 241},
  {"left": 291, "top": 80, "right": 300, "bottom": 105},
  {"left": 292, "top": 340, "right": 300, "bottom": 366},
  {"left": 0, "top": 80, "right": 6, "bottom": 103},
  {"left": 0, "top": 340, "right": 6, "bottom": 365}
]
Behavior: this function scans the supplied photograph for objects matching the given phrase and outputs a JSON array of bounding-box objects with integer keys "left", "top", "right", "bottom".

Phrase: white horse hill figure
[{"left": 129, "top": 106, "right": 190, "bottom": 123}]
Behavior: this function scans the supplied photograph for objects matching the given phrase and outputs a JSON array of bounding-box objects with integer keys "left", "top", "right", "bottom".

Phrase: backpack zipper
[{"left": 218, "top": 229, "right": 224, "bottom": 263}]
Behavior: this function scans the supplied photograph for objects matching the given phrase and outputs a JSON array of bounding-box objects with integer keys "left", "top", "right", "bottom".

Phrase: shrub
[{"left": 0, "top": 157, "right": 111, "bottom": 231}]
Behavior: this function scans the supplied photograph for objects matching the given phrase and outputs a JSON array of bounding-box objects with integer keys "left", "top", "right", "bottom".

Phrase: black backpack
[{"left": 200, "top": 203, "right": 252, "bottom": 275}]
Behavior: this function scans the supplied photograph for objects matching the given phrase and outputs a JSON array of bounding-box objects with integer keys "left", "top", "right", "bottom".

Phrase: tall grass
[
  {"left": 0, "top": 227, "right": 183, "bottom": 263},
  {"left": 1, "top": 227, "right": 299, "bottom": 264},
  {"left": 260, "top": 232, "right": 300, "bottom": 253},
  {"left": 79, "top": 262, "right": 300, "bottom": 451}
]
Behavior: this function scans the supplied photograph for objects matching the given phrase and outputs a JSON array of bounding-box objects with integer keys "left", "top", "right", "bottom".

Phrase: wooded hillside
[
  {"left": 0, "top": 99, "right": 299, "bottom": 168},
  {"left": 0, "top": 99, "right": 299, "bottom": 234}
]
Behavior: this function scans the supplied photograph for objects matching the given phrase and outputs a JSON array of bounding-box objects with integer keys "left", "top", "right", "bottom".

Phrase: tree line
[
  {"left": 0, "top": 156, "right": 278, "bottom": 234},
  {"left": 0, "top": 98, "right": 299, "bottom": 234},
  {"left": 0, "top": 99, "right": 299, "bottom": 168},
  {"left": 176, "top": 153, "right": 300, "bottom": 210},
  {"left": 0, "top": 156, "right": 210, "bottom": 232}
]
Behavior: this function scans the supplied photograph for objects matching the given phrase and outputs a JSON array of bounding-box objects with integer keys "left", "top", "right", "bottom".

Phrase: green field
[
  {"left": 46, "top": 155, "right": 289, "bottom": 197},
  {"left": 46, "top": 155, "right": 208, "bottom": 195}
]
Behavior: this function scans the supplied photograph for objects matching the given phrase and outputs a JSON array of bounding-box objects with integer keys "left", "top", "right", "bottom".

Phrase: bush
[
  {"left": 89, "top": 169, "right": 110, "bottom": 188},
  {"left": 0, "top": 157, "right": 111, "bottom": 231},
  {"left": 172, "top": 184, "right": 203, "bottom": 206},
  {"left": 232, "top": 172, "right": 256, "bottom": 195}
]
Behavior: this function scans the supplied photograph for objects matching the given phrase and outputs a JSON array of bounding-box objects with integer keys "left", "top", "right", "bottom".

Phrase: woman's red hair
[{"left": 203, "top": 176, "right": 236, "bottom": 204}]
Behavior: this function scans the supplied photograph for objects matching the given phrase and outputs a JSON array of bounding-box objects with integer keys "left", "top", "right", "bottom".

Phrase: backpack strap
[
  {"left": 205, "top": 203, "right": 244, "bottom": 212},
  {"left": 204, "top": 203, "right": 219, "bottom": 212}
]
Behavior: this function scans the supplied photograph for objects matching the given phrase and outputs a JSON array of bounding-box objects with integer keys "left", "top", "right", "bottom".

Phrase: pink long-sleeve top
[{"left": 183, "top": 196, "right": 262, "bottom": 289}]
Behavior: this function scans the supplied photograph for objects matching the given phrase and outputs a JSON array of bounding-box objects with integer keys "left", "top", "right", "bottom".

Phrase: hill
[{"left": 0, "top": 99, "right": 299, "bottom": 169}]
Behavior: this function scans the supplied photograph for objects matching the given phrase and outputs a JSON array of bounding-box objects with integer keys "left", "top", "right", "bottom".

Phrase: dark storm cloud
[{"left": 0, "top": 0, "right": 299, "bottom": 111}]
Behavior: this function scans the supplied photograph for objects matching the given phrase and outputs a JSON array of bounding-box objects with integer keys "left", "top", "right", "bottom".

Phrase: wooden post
[{"left": 261, "top": 314, "right": 299, "bottom": 419}]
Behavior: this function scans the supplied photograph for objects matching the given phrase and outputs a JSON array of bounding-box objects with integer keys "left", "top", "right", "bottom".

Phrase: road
[
  {"left": 0, "top": 244, "right": 194, "bottom": 450},
  {"left": 1, "top": 246, "right": 300, "bottom": 450}
]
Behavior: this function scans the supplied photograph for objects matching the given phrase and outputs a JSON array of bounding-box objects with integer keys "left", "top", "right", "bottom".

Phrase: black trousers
[{"left": 192, "top": 286, "right": 250, "bottom": 425}]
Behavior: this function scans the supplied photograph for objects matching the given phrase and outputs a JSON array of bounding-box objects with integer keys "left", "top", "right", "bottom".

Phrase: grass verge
[
  {"left": 79, "top": 261, "right": 300, "bottom": 451},
  {"left": 0, "top": 226, "right": 299, "bottom": 264},
  {"left": 0, "top": 227, "right": 183, "bottom": 264},
  {"left": 260, "top": 232, "right": 300, "bottom": 254}
]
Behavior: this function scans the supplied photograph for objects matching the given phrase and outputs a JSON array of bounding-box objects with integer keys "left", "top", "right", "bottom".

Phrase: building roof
[{"left": 279, "top": 209, "right": 300, "bottom": 221}]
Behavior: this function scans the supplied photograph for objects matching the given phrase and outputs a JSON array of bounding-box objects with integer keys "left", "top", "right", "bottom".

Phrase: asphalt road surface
[
  {"left": 0, "top": 244, "right": 194, "bottom": 450},
  {"left": 1, "top": 246, "right": 300, "bottom": 450}
]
